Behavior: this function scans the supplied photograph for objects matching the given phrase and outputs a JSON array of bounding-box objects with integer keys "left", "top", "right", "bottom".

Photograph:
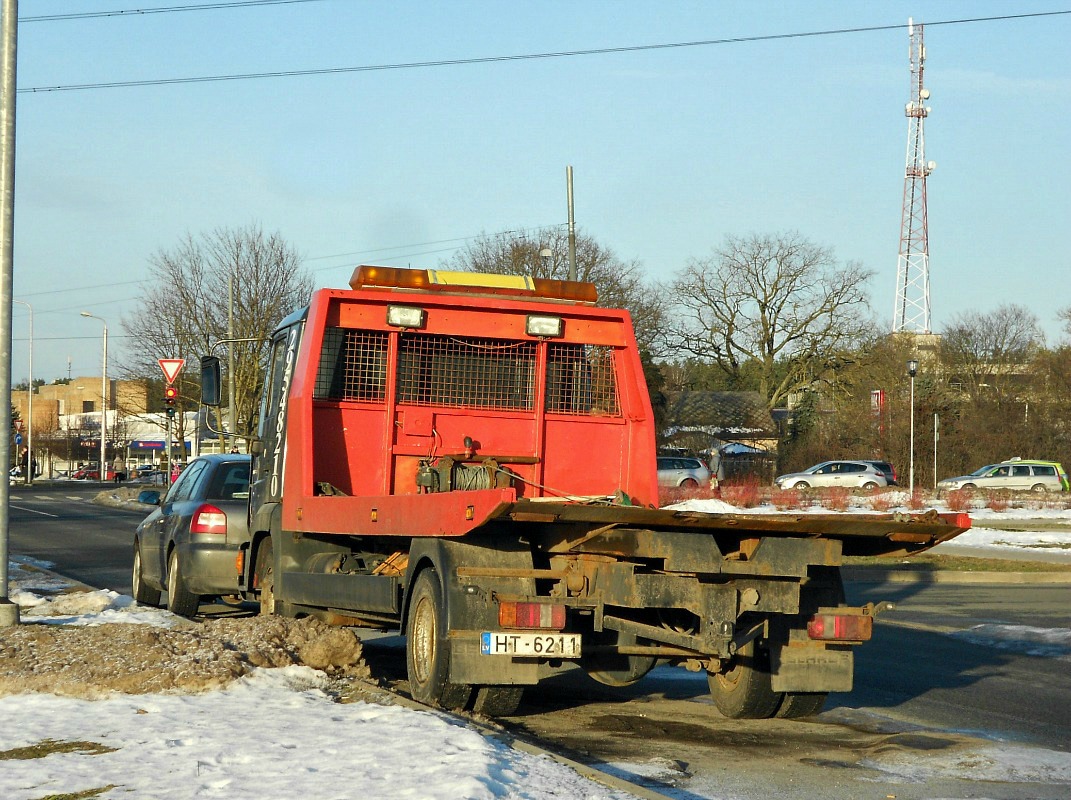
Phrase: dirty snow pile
[{"left": 0, "top": 560, "right": 631, "bottom": 800}]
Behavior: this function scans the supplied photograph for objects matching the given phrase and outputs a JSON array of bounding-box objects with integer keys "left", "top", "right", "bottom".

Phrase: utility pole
[
  {"left": 893, "top": 18, "right": 935, "bottom": 334},
  {"left": 566, "top": 166, "right": 577, "bottom": 282},
  {"left": 1, "top": 0, "right": 20, "bottom": 627}
]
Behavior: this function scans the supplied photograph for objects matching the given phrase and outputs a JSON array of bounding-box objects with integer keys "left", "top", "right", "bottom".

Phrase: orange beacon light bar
[{"left": 349, "top": 265, "right": 598, "bottom": 305}]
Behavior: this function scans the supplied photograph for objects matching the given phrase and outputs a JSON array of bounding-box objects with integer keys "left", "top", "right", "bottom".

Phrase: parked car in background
[
  {"left": 860, "top": 460, "right": 898, "bottom": 486},
  {"left": 131, "top": 454, "right": 252, "bottom": 617},
  {"left": 938, "top": 458, "right": 1069, "bottom": 493},
  {"left": 72, "top": 463, "right": 114, "bottom": 481},
  {"left": 774, "top": 460, "right": 889, "bottom": 491},
  {"left": 657, "top": 456, "right": 712, "bottom": 488}
]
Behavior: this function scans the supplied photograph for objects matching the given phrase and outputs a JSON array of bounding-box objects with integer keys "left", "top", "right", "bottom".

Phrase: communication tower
[{"left": 893, "top": 18, "right": 935, "bottom": 333}]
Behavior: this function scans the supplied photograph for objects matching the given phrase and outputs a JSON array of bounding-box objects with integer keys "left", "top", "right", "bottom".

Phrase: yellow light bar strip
[{"left": 349, "top": 265, "right": 598, "bottom": 304}]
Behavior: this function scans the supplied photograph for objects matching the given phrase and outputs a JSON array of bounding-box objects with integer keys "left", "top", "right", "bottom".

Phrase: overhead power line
[
  {"left": 19, "top": 0, "right": 324, "bottom": 23},
  {"left": 19, "top": 10, "right": 1071, "bottom": 94}
]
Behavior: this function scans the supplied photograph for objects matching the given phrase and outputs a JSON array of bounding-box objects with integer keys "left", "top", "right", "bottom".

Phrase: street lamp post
[
  {"left": 80, "top": 312, "right": 108, "bottom": 481},
  {"left": 907, "top": 359, "right": 919, "bottom": 494},
  {"left": 13, "top": 299, "right": 31, "bottom": 483}
]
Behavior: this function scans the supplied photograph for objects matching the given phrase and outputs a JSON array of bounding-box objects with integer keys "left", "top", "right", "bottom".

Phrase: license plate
[{"left": 480, "top": 631, "right": 582, "bottom": 657}]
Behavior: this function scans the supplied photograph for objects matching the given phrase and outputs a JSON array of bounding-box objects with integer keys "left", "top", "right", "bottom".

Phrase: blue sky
[{"left": 9, "top": 0, "right": 1070, "bottom": 384}]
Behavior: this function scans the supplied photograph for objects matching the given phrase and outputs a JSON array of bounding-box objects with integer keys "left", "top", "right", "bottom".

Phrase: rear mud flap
[{"left": 770, "top": 645, "right": 853, "bottom": 693}]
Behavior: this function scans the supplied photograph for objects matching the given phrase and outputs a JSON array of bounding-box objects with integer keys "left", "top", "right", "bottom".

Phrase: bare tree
[
  {"left": 121, "top": 224, "right": 313, "bottom": 438},
  {"left": 666, "top": 232, "right": 874, "bottom": 410},
  {"left": 442, "top": 227, "right": 664, "bottom": 352},
  {"left": 938, "top": 304, "right": 1043, "bottom": 403}
]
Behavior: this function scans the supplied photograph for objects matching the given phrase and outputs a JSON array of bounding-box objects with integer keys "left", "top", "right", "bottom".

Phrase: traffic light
[{"left": 164, "top": 385, "right": 178, "bottom": 418}]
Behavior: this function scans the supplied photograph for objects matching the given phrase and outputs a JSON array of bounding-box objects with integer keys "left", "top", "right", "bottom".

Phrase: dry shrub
[
  {"left": 819, "top": 486, "right": 851, "bottom": 512},
  {"left": 770, "top": 487, "right": 804, "bottom": 511},
  {"left": 906, "top": 489, "right": 926, "bottom": 510},
  {"left": 985, "top": 491, "right": 1009, "bottom": 513},
  {"left": 944, "top": 489, "right": 973, "bottom": 513},
  {"left": 720, "top": 479, "right": 761, "bottom": 509},
  {"left": 658, "top": 484, "right": 719, "bottom": 508},
  {"left": 869, "top": 492, "right": 896, "bottom": 512}
]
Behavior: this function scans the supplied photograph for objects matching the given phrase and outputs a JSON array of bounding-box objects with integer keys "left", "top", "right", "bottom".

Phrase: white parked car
[{"left": 774, "top": 461, "right": 889, "bottom": 491}]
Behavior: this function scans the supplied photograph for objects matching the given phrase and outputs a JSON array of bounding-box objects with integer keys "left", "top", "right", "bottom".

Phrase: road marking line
[{"left": 11, "top": 504, "right": 59, "bottom": 518}]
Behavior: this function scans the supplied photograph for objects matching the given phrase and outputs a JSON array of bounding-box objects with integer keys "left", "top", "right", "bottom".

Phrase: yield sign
[{"left": 158, "top": 358, "right": 186, "bottom": 385}]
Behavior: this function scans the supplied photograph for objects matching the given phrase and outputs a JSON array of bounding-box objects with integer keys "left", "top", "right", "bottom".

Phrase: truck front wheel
[
  {"left": 406, "top": 568, "right": 472, "bottom": 711},
  {"left": 707, "top": 639, "right": 782, "bottom": 719},
  {"left": 255, "top": 538, "right": 276, "bottom": 616}
]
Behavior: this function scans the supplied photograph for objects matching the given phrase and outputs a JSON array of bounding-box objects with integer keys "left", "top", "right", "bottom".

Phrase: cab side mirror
[{"left": 200, "top": 356, "right": 222, "bottom": 407}]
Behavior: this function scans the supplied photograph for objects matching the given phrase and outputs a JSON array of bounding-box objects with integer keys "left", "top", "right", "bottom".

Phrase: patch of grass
[
  {"left": 0, "top": 739, "right": 117, "bottom": 761},
  {"left": 35, "top": 787, "right": 120, "bottom": 800},
  {"left": 844, "top": 553, "right": 1071, "bottom": 572}
]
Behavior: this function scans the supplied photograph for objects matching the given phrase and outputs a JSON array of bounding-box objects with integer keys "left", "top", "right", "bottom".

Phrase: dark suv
[{"left": 861, "top": 460, "right": 898, "bottom": 486}]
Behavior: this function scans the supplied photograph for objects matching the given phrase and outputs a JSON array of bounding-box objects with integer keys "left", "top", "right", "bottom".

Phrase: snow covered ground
[{"left": 2, "top": 500, "right": 1069, "bottom": 799}]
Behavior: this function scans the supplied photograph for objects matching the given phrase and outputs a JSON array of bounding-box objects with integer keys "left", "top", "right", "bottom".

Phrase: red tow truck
[{"left": 201, "top": 266, "right": 969, "bottom": 717}]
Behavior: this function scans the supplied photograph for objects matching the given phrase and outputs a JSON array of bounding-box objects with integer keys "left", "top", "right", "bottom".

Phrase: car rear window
[
  {"left": 208, "top": 462, "right": 251, "bottom": 500},
  {"left": 1033, "top": 465, "right": 1056, "bottom": 477}
]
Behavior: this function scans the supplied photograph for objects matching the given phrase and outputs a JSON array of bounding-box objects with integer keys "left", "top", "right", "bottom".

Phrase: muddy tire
[
  {"left": 255, "top": 537, "right": 276, "bottom": 616},
  {"left": 583, "top": 630, "right": 657, "bottom": 687},
  {"left": 680, "top": 478, "right": 699, "bottom": 488},
  {"left": 775, "top": 691, "right": 828, "bottom": 718},
  {"left": 708, "top": 639, "right": 782, "bottom": 719},
  {"left": 166, "top": 549, "right": 199, "bottom": 617},
  {"left": 406, "top": 568, "right": 472, "bottom": 711},
  {"left": 472, "top": 686, "right": 524, "bottom": 717},
  {"left": 131, "top": 543, "right": 161, "bottom": 607}
]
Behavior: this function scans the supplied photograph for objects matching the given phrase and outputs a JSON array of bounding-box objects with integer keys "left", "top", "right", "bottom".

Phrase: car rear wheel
[
  {"left": 680, "top": 478, "right": 699, "bottom": 488},
  {"left": 131, "top": 543, "right": 161, "bottom": 607},
  {"left": 862, "top": 481, "right": 878, "bottom": 490},
  {"left": 1031, "top": 483, "right": 1048, "bottom": 492},
  {"left": 166, "top": 549, "right": 200, "bottom": 617}
]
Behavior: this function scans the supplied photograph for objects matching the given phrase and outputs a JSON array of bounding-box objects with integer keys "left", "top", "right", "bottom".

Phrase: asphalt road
[{"left": 7, "top": 480, "right": 147, "bottom": 593}]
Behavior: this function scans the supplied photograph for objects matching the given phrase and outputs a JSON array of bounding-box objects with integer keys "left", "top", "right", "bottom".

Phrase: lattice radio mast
[{"left": 893, "top": 18, "right": 936, "bottom": 333}]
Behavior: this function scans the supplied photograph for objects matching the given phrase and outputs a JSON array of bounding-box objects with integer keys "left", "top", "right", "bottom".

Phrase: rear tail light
[
  {"left": 498, "top": 602, "right": 566, "bottom": 630},
  {"left": 190, "top": 504, "right": 227, "bottom": 535},
  {"left": 807, "top": 613, "right": 873, "bottom": 642}
]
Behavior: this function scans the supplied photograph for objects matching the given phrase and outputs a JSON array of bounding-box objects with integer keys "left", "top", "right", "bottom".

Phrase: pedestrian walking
[{"left": 112, "top": 455, "right": 127, "bottom": 483}]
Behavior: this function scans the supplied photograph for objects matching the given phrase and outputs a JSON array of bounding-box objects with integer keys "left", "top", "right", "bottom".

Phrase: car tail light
[
  {"left": 190, "top": 504, "right": 227, "bottom": 535},
  {"left": 807, "top": 613, "right": 873, "bottom": 642},
  {"left": 499, "top": 601, "right": 566, "bottom": 630}
]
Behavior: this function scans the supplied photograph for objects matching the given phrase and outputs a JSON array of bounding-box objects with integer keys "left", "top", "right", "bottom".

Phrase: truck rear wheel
[
  {"left": 707, "top": 639, "right": 782, "bottom": 719},
  {"left": 775, "top": 692, "right": 828, "bottom": 718},
  {"left": 583, "top": 630, "right": 657, "bottom": 686},
  {"left": 406, "top": 568, "right": 472, "bottom": 711},
  {"left": 472, "top": 686, "right": 524, "bottom": 717}
]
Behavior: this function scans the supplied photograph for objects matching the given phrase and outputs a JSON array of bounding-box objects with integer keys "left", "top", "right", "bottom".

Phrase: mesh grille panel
[
  {"left": 546, "top": 343, "right": 620, "bottom": 416},
  {"left": 314, "top": 328, "right": 389, "bottom": 401},
  {"left": 314, "top": 327, "right": 620, "bottom": 417},
  {"left": 397, "top": 334, "right": 536, "bottom": 410}
]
